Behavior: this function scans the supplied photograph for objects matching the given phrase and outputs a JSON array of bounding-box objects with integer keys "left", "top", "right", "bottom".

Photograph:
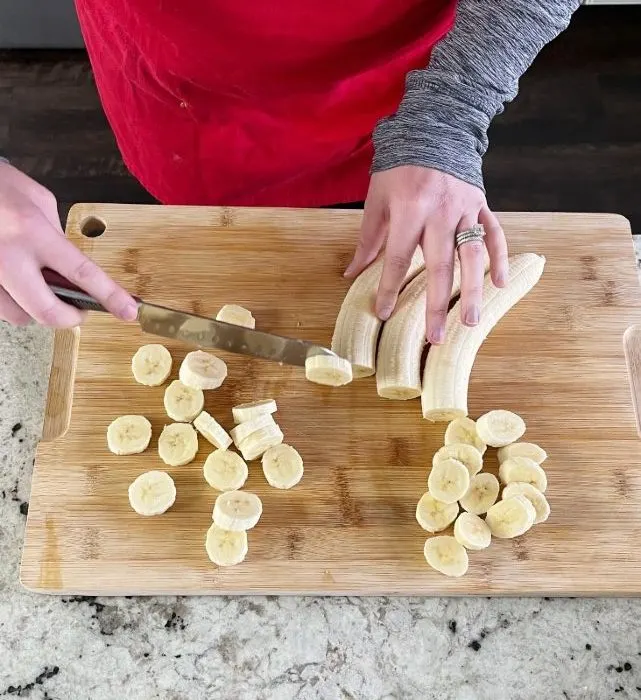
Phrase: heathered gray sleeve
[{"left": 371, "top": 0, "right": 581, "bottom": 192}]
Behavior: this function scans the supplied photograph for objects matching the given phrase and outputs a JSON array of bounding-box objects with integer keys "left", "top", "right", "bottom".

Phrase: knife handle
[{"left": 42, "top": 268, "right": 110, "bottom": 313}]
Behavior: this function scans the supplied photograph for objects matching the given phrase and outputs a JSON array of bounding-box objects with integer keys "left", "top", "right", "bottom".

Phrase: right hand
[{"left": 0, "top": 162, "right": 138, "bottom": 327}]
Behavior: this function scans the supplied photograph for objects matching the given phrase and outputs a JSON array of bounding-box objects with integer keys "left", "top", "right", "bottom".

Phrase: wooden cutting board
[{"left": 20, "top": 204, "right": 641, "bottom": 596}]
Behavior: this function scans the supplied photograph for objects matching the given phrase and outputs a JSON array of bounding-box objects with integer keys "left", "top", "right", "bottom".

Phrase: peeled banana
[
  {"left": 423, "top": 535, "right": 469, "bottom": 577},
  {"left": 262, "top": 444, "right": 304, "bottom": 489},
  {"left": 415, "top": 492, "right": 459, "bottom": 533},
  {"left": 164, "top": 380, "right": 204, "bottom": 422},
  {"left": 476, "top": 410, "right": 526, "bottom": 448},
  {"left": 433, "top": 443, "right": 483, "bottom": 478},
  {"left": 107, "top": 415, "right": 152, "bottom": 456},
  {"left": 497, "top": 442, "right": 547, "bottom": 465},
  {"left": 232, "top": 399, "right": 277, "bottom": 424},
  {"left": 502, "top": 482, "right": 550, "bottom": 524},
  {"left": 238, "top": 423, "right": 284, "bottom": 462},
  {"left": 203, "top": 449, "right": 249, "bottom": 491},
  {"left": 230, "top": 413, "right": 277, "bottom": 448},
  {"left": 485, "top": 495, "right": 536, "bottom": 539},
  {"left": 454, "top": 512, "right": 491, "bottom": 550},
  {"left": 213, "top": 490, "right": 263, "bottom": 531},
  {"left": 499, "top": 456, "right": 548, "bottom": 493},
  {"left": 128, "top": 470, "right": 176, "bottom": 516},
  {"left": 216, "top": 304, "right": 255, "bottom": 329},
  {"left": 305, "top": 354, "right": 353, "bottom": 387},
  {"left": 179, "top": 350, "right": 227, "bottom": 390},
  {"left": 158, "top": 422, "right": 199, "bottom": 466},
  {"left": 131, "top": 344, "right": 172, "bottom": 386},
  {"left": 428, "top": 458, "right": 470, "bottom": 504},
  {"left": 194, "top": 411, "right": 232, "bottom": 450},
  {"left": 444, "top": 417, "right": 487, "bottom": 456},
  {"left": 459, "top": 472, "right": 500, "bottom": 515},
  {"left": 205, "top": 523, "right": 248, "bottom": 566}
]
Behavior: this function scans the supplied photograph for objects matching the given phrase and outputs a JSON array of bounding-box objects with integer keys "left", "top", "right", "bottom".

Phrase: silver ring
[{"left": 455, "top": 223, "right": 485, "bottom": 249}]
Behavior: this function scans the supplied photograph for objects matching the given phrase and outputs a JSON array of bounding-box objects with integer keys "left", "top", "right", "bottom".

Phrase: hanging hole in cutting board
[{"left": 80, "top": 216, "right": 107, "bottom": 238}]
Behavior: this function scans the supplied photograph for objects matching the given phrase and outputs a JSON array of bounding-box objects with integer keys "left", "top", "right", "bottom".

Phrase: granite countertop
[{"left": 2, "top": 244, "right": 641, "bottom": 699}]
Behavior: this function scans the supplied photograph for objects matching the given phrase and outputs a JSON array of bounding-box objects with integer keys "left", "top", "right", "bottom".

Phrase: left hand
[{"left": 345, "top": 166, "right": 508, "bottom": 345}]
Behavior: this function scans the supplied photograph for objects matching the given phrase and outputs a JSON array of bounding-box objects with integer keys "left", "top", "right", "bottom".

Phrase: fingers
[
  {"left": 457, "top": 215, "right": 486, "bottom": 327},
  {"left": 479, "top": 206, "right": 508, "bottom": 287},
  {"left": 0, "top": 286, "right": 31, "bottom": 326},
  {"left": 344, "top": 196, "right": 386, "bottom": 279},
  {"left": 424, "top": 220, "right": 456, "bottom": 345}
]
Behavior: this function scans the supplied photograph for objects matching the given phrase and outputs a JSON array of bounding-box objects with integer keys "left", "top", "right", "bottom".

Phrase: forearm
[{"left": 372, "top": 0, "right": 581, "bottom": 191}]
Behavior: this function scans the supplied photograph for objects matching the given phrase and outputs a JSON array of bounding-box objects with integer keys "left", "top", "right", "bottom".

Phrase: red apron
[{"left": 75, "top": 0, "right": 456, "bottom": 206}]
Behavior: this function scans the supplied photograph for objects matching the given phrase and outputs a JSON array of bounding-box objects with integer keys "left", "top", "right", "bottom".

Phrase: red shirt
[{"left": 75, "top": 0, "right": 456, "bottom": 206}]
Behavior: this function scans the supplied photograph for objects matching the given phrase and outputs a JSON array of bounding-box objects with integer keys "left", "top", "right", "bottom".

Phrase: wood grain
[{"left": 20, "top": 204, "right": 641, "bottom": 596}]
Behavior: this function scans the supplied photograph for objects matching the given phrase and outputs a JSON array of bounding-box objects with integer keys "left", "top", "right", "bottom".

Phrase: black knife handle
[{"left": 42, "top": 268, "right": 109, "bottom": 313}]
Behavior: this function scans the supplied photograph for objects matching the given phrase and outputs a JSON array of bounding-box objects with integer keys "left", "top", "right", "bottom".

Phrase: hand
[
  {"left": 345, "top": 166, "right": 508, "bottom": 345},
  {"left": 0, "top": 162, "right": 137, "bottom": 327}
]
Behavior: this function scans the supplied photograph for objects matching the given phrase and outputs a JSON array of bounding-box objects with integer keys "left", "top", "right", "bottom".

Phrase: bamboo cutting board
[{"left": 20, "top": 204, "right": 641, "bottom": 596}]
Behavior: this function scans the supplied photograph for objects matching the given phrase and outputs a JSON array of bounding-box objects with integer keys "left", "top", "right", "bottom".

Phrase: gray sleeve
[{"left": 371, "top": 0, "right": 581, "bottom": 192}]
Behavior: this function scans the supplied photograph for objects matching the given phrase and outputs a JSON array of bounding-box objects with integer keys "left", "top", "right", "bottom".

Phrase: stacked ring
[{"left": 455, "top": 223, "right": 485, "bottom": 248}]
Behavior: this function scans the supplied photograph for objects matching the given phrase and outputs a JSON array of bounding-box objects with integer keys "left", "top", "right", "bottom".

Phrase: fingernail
[
  {"left": 429, "top": 326, "right": 444, "bottom": 345},
  {"left": 378, "top": 305, "right": 393, "bottom": 321},
  {"left": 120, "top": 300, "right": 139, "bottom": 321},
  {"left": 465, "top": 305, "right": 479, "bottom": 326},
  {"left": 344, "top": 264, "right": 355, "bottom": 278},
  {"left": 496, "top": 271, "right": 507, "bottom": 287}
]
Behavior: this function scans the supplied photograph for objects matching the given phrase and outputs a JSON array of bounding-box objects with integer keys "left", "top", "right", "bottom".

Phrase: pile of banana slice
[{"left": 418, "top": 410, "right": 550, "bottom": 577}]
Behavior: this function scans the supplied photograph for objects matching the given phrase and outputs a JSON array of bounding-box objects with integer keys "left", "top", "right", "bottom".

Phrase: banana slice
[
  {"left": 203, "top": 449, "right": 249, "bottom": 491},
  {"left": 230, "top": 413, "right": 277, "bottom": 448},
  {"left": 415, "top": 492, "right": 459, "bottom": 533},
  {"left": 423, "top": 536, "right": 469, "bottom": 577},
  {"left": 262, "top": 444, "right": 304, "bottom": 489},
  {"left": 128, "top": 470, "right": 176, "bottom": 516},
  {"left": 476, "top": 410, "right": 526, "bottom": 448},
  {"left": 158, "top": 422, "right": 199, "bottom": 466},
  {"left": 499, "top": 456, "right": 548, "bottom": 493},
  {"left": 238, "top": 424, "right": 284, "bottom": 462},
  {"left": 497, "top": 442, "right": 548, "bottom": 465},
  {"left": 164, "top": 380, "right": 204, "bottom": 422},
  {"left": 193, "top": 411, "right": 232, "bottom": 450},
  {"left": 454, "top": 512, "right": 492, "bottom": 550},
  {"left": 205, "top": 523, "right": 248, "bottom": 566},
  {"left": 179, "top": 350, "right": 228, "bottom": 390},
  {"left": 305, "top": 354, "right": 353, "bottom": 387},
  {"left": 232, "top": 399, "right": 277, "bottom": 424},
  {"left": 485, "top": 495, "right": 536, "bottom": 538},
  {"left": 107, "top": 415, "right": 152, "bottom": 455},
  {"left": 428, "top": 458, "right": 470, "bottom": 505},
  {"left": 213, "top": 490, "right": 263, "bottom": 531},
  {"left": 444, "top": 417, "right": 487, "bottom": 456},
  {"left": 502, "top": 482, "right": 550, "bottom": 524},
  {"left": 433, "top": 443, "right": 483, "bottom": 477},
  {"left": 459, "top": 472, "right": 500, "bottom": 515},
  {"left": 216, "top": 303, "right": 255, "bottom": 329},
  {"left": 131, "top": 344, "right": 173, "bottom": 386}
]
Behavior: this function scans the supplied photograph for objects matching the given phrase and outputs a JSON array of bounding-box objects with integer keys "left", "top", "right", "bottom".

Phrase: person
[{"left": 0, "top": 0, "right": 579, "bottom": 343}]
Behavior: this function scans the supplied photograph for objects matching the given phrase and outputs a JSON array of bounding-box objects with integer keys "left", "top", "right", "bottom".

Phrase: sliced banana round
[
  {"left": 415, "top": 492, "right": 459, "bottom": 533},
  {"left": 158, "top": 422, "right": 199, "bottom": 466},
  {"left": 203, "top": 449, "right": 249, "bottom": 491},
  {"left": 239, "top": 424, "right": 284, "bottom": 462},
  {"left": 128, "top": 470, "right": 176, "bottom": 516},
  {"left": 262, "top": 444, "right": 304, "bottom": 489},
  {"left": 476, "top": 409, "right": 526, "bottom": 448},
  {"left": 459, "top": 472, "right": 500, "bottom": 515},
  {"left": 164, "top": 380, "right": 204, "bottom": 422},
  {"left": 444, "top": 417, "right": 487, "bottom": 455},
  {"left": 428, "top": 458, "right": 470, "bottom": 505},
  {"left": 499, "top": 456, "right": 548, "bottom": 493},
  {"left": 502, "top": 482, "right": 550, "bottom": 524},
  {"left": 497, "top": 442, "right": 547, "bottom": 464},
  {"left": 305, "top": 354, "right": 353, "bottom": 387},
  {"left": 107, "top": 415, "right": 152, "bottom": 455},
  {"left": 433, "top": 443, "right": 483, "bottom": 477},
  {"left": 454, "top": 512, "right": 491, "bottom": 550},
  {"left": 213, "top": 490, "right": 263, "bottom": 531},
  {"left": 205, "top": 523, "right": 248, "bottom": 566},
  {"left": 179, "top": 350, "right": 228, "bottom": 390},
  {"left": 423, "top": 536, "right": 469, "bottom": 577},
  {"left": 216, "top": 304, "right": 255, "bottom": 329},
  {"left": 131, "top": 344, "right": 173, "bottom": 386},
  {"left": 193, "top": 410, "right": 232, "bottom": 450},
  {"left": 232, "top": 399, "right": 277, "bottom": 424},
  {"left": 230, "top": 413, "right": 277, "bottom": 448},
  {"left": 485, "top": 495, "right": 536, "bottom": 538}
]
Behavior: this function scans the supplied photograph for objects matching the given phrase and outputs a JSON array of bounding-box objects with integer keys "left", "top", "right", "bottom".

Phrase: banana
[
  {"left": 179, "top": 350, "right": 228, "bottom": 390},
  {"left": 230, "top": 413, "right": 277, "bottom": 448},
  {"left": 107, "top": 415, "right": 152, "bottom": 455},
  {"left": 232, "top": 399, "right": 277, "bottom": 424},
  {"left": 433, "top": 443, "right": 483, "bottom": 477},
  {"left": 499, "top": 456, "right": 548, "bottom": 493},
  {"left": 415, "top": 492, "right": 459, "bottom": 533},
  {"left": 331, "top": 248, "right": 424, "bottom": 378},
  {"left": 305, "top": 354, "right": 353, "bottom": 387},
  {"left": 421, "top": 253, "right": 545, "bottom": 420},
  {"left": 131, "top": 344, "right": 173, "bottom": 386},
  {"left": 423, "top": 535, "right": 469, "bottom": 577},
  {"left": 262, "top": 444, "right": 304, "bottom": 489},
  {"left": 194, "top": 411, "right": 232, "bottom": 450},
  {"left": 497, "top": 442, "right": 547, "bottom": 465},
  {"left": 485, "top": 495, "right": 536, "bottom": 539},
  {"left": 454, "top": 512, "right": 492, "bottom": 550},
  {"left": 443, "top": 417, "right": 487, "bottom": 456},
  {"left": 459, "top": 472, "right": 500, "bottom": 515},
  {"left": 158, "top": 422, "right": 199, "bottom": 466},
  {"left": 205, "top": 523, "right": 248, "bottom": 566},
  {"left": 163, "top": 380, "right": 204, "bottom": 422},
  {"left": 203, "top": 449, "right": 249, "bottom": 491},
  {"left": 427, "top": 458, "right": 470, "bottom": 505},
  {"left": 476, "top": 410, "right": 526, "bottom": 448},
  {"left": 238, "top": 423, "right": 284, "bottom": 462},
  {"left": 215, "top": 303, "right": 255, "bottom": 329},
  {"left": 213, "top": 490, "right": 263, "bottom": 531},
  {"left": 502, "top": 482, "right": 550, "bottom": 524},
  {"left": 128, "top": 470, "right": 176, "bottom": 516}
]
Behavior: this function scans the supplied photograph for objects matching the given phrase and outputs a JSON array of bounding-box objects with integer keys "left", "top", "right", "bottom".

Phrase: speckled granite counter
[{"left": 2, "top": 244, "right": 641, "bottom": 699}]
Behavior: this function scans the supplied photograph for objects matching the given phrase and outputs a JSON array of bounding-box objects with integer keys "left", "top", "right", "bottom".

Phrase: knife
[{"left": 43, "top": 269, "right": 335, "bottom": 367}]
